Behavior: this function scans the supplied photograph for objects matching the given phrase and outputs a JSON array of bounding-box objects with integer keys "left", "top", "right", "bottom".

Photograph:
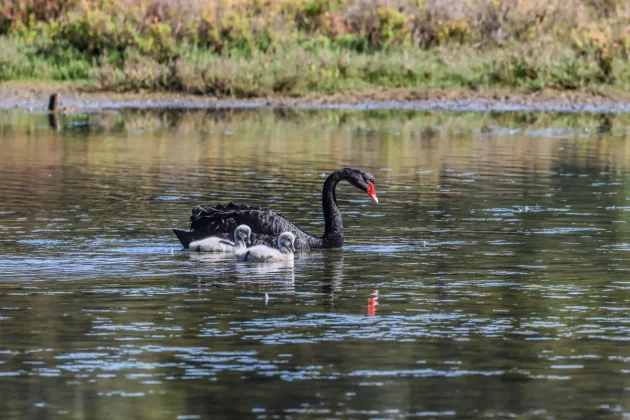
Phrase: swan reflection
[
  {"left": 234, "top": 259, "right": 295, "bottom": 289},
  {"left": 322, "top": 250, "right": 344, "bottom": 309},
  {"left": 188, "top": 248, "right": 375, "bottom": 314},
  {"left": 188, "top": 252, "right": 236, "bottom": 265},
  {"left": 320, "top": 250, "right": 378, "bottom": 316}
]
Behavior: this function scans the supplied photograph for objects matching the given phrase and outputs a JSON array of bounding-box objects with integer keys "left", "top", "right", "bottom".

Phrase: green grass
[{"left": 3, "top": 36, "right": 628, "bottom": 97}]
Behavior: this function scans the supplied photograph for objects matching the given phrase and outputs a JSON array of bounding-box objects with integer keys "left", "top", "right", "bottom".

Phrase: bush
[{"left": 2, "top": 0, "right": 630, "bottom": 94}]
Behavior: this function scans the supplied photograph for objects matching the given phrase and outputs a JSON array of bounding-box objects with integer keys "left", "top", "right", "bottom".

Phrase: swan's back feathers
[{"left": 190, "top": 202, "right": 319, "bottom": 249}]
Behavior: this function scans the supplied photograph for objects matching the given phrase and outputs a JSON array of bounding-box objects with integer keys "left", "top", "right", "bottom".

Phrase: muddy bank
[{"left": 2, "top": 82, "right": 630, "bottom": 113}]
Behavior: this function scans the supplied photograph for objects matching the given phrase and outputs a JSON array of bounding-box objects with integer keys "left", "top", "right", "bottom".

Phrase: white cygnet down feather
[
  {"left": 189, "top": 224, "right": 251, "bottom": 252},
  {"left": 238, "top": 232, "right": 296, "bottom": 262}
]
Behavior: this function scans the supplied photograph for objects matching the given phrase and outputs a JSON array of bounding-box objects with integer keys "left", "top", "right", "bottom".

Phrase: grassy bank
[{"left": 2, "top": 0, "right": 630, "bottom": 97}]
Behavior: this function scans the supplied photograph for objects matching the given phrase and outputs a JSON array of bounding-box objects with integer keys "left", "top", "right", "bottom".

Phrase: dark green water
[{"left": 1, "top": 109, "right": 630, "bottom": 419}]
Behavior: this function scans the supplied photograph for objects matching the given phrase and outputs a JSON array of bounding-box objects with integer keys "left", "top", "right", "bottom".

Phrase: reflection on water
[{"left": 1, "top": 109, "right": 630, "bottom": 418}]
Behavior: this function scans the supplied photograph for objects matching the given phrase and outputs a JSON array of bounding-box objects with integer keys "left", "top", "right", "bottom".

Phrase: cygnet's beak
[{"left": 289, "top": 244, "right": 296, "bottom": 253}]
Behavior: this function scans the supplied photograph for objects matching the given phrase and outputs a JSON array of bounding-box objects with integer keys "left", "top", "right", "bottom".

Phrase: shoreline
[{"left": 2, "top": 82, "right": 630, "bottom": 113}]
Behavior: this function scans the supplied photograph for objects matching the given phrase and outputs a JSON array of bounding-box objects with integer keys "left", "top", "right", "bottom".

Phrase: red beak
[{"left": 367, "top": 181, "right": 378, "bottom": 204}]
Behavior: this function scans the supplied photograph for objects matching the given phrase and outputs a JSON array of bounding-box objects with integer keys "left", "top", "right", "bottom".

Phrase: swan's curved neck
[{"left": 322, "top": 170, "right": 344, "bottom": 247}]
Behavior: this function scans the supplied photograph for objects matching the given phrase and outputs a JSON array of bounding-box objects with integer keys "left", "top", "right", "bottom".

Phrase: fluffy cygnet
[
  {"left": 238, "top": 232, "right": 296, "bottom": 262},
  {"left": 189, "top": 224, "right": 251, "bottom": 253}
]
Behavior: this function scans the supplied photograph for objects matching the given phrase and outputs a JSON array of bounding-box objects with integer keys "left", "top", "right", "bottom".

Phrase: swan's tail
[{"left": 172, "top": 228, "right": 194, "bottom": 248}]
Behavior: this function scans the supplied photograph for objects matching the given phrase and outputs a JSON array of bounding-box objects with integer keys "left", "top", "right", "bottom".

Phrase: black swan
[
  {"left": 238, "top": 232, "right": 296, "bottom": 262},
  {"left": 189, "top": 224, "right": 251, "bottom": 253},
  {"left": 172, "top": 167, "right": 378, "bottom": 250}
]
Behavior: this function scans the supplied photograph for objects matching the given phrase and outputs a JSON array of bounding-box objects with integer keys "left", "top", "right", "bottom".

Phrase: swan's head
[
  {"left": 234, "top": 224, "right": 252, "bottom": 246},
  {"left": 342, "top": 168, "right": 378, "bottom": 204},
  {"left": 277, "top": 232, "right": 296, "bottom": 254}
]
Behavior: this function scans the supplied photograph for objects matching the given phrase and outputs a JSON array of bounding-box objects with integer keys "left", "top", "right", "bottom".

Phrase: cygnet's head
[
  {"left": 277, "top": 232, "right": 296, "bottom": 253},
  {"left": 234, "top": 224, "right": 252, "bottom": 246}
]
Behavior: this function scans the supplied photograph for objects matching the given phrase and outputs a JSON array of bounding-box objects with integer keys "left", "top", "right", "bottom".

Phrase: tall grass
[{"left": 1, "top": 0, "right": 630, "bottom": 96}]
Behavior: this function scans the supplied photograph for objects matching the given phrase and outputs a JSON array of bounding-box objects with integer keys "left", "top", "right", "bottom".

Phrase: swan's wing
[{"left": 190, "top": 202, "right": 300, "bottom": 246}]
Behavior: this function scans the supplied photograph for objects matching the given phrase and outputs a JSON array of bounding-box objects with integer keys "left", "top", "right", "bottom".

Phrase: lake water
[{"left": 1, "top": 108, "right": 629, "bottom": 419}]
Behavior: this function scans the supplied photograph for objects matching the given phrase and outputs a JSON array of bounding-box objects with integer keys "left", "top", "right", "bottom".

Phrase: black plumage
[{"left": 172, "top": 168, "right": 377, "bottom": 250}]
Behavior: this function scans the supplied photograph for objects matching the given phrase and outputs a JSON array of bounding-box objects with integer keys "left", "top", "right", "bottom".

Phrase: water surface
[{"left": 1, "top": 109, "right": 630, "bottom": 419}]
